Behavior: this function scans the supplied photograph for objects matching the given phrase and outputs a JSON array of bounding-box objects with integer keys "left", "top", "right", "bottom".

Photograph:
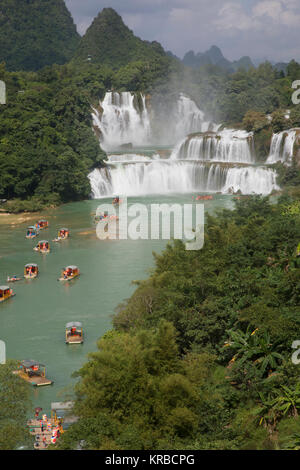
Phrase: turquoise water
[{"left": 0, "top": 195, "right": 234, "bottom": 414}]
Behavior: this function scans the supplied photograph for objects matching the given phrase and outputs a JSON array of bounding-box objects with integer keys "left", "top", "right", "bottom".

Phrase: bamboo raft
[
  {"left": 14, "top": 370, "right": 53, "bottom": 386},
  {"left": 14, "top": 360, "right": 53, "bottom": 387}
]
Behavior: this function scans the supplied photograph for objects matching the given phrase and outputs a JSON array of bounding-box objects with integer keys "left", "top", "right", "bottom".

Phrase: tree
[{"left": 0, "top": 360, "right": 32, "bottom": 450}]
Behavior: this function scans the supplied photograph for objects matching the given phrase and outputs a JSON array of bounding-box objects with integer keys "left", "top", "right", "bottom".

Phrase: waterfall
[
  {"left": 107, "top": 154, "right": 160, "bottom": 163},
  {"left": 89, "top": 167, "right": 112, "bottom": 197},
  {"left": 267, "top": 129, "right": 299, "bottom": 163},
  {"left": 170, "top": 129, "right": 254, "bottom": 163},
  {"left": 173, "top": 93, "right": 219, "bottom": 138},
  {"left": 92, "top": 91, "right": 151, "bottom": 151},
  {"left": 89, "top": 162, "right": 279, "bottom": 198},
  {"left": 89, "top": 91, "right": 281, "bottom": 198}
]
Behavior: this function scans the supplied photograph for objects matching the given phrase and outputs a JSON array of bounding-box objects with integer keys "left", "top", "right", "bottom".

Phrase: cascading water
[
  {"left": 89, "top": 162, "right": 279, "bottom": 198},
  {"left": 170, "top": 129, "right": 254, "bottom": 163},
  {"left": 89, "top": 92, "right": 282, "bottom": 197},
  {"left": 267, "top": 129, "right": 299, "bottom": 164},
  {"left": 173, "top": 93, "right": 219, "bottom": 138},
  {"left": 92, "top": 91, "right": 151, "bottom": 151}
]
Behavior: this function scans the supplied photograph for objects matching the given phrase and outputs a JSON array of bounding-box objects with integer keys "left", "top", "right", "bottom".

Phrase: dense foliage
[
  {"left": 0, "top": 4, "right": 299, "bottom": 211},
  {"left": 73, "top": 8, "right": 172, "bottom": 72},
  {"left": 0, "top": 0, "right": 80, "bottom": 71},
  {"left": 0, "top": 360, "right": 32, "bottom": 450},
  {"left": 57, "top": 194, "right": 300, "bottom": 450},
  {"left": 0, "top": 62, "right": 106, "bottom": 210}
]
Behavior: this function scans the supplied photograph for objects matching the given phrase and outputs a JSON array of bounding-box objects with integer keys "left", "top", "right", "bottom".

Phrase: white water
[
  {"left": 89, "top": 162, "right": 279, "bottom": 198},
  {"left": 106, "top": 153, "right": 161, "bottom": 164},
  {"left": 92, "top": 92, "right": 151, "bottom": 151},
  {"left": 89, "top": 92, "right": 282, "bottom": 197},
  {"left": 267, "top": 129, "right": 299, "bottom": 164},
  {"left": 171, "top": 129, "right": 254, "bottom": 163},
  {"left": 172, "top": 93, "right": 219, "bottom": 139}
]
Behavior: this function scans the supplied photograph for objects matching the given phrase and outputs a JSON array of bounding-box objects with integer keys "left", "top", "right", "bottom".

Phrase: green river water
[{"left": 0, "top": 194, "right": 234, "bottom": 415}]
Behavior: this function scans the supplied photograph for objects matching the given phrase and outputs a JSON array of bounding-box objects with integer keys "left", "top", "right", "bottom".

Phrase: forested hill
[
  {"left": 73, "top": 8, "right": 171, "bottom": 69},
  {"left": 0, "top": 0, "right": 80, "bottom": 71}
]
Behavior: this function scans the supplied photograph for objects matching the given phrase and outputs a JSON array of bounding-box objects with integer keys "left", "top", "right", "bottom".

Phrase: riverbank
[
  {"left": 0, "top": 195, "right": 235, "bottom": 416},
  {"left": 0, "top": 211, "right": 51, "bottom": 226}
]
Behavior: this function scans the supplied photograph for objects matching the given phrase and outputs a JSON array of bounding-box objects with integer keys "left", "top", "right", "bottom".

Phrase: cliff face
[
  {"left": 0, "top": 0, "right": 80, "bottom": 71},
  {"left": 73, "top": 8, "right": 168, "bottom": 69}
]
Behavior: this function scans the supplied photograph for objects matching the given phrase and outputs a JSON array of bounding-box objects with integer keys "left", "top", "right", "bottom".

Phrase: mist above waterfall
[{"left": 93, "top": 91, "right": 217, "bottom": 150}]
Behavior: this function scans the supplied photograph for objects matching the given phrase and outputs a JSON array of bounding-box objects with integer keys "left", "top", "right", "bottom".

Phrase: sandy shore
[{"left": 0, "top": 212, "right": 47, "bottom": 226}]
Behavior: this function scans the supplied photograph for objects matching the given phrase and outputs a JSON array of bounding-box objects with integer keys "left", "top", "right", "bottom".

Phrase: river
[{"left": 0, "top": 194, "right": 235, "bottom": 415}]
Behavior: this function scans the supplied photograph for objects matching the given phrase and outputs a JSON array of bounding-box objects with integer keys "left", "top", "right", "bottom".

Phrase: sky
[{"left": 65, "top": 0, "right": 300, "bottom": 63}]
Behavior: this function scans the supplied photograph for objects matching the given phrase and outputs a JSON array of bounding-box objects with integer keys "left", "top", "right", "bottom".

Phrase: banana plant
[
  {"left": 224, "top": 328, "right": 283, "bottom": 376},
  {"left": 271, "top": 383, "right": 300, "bottom": 417}
]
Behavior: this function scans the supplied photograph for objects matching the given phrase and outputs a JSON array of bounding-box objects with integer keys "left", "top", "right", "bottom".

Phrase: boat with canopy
[
  {"left": 34, "top": 240, "right": 50, "bottom": 253},
  {"left": 24, "top": 263, "right": 39, "bottom": 279},
  {"left": 26, "top": 226, "right": 39, "bottom": 239},
  {"left": 0, "top": 285, "right": 15, "bottom": 302},
  {"left": 58, "top": 266, "right": 80, "bottom": 282},
  {"left": 15, "top": 360, "right": 53, "bottom": 387},
  {"left": 65, "top": 322, "right": 84, "bottom": 344}
]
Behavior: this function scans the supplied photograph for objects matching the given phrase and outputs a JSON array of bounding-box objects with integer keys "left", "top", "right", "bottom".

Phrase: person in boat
[{"left": 27, "top": 265, "right": 34, "bottom": 277}]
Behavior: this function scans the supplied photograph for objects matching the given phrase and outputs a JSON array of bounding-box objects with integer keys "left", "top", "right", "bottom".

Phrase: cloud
[
  {"left": 214, "top": 3, "right": 258, "bottom": 31},
  {"left": 65, "top": 0, "right": 300, "bottom": 62}
]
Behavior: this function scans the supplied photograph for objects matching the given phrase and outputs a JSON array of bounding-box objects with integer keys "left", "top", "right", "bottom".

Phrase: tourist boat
[
  {"left": 15, "top": 360, "right": 53, "bottom": 387},
  {"left": 59, "top": 228, "right": 69, "bottom": 239},
  {"left": 53, "top": 228, "right": 70, "bottom": 242},
  {"left": 37, "top": 220, "right": 49, "bottom": 230},
  {"left": 26, "top": 226, "right": 38, "bottom": 239},
  {"left": 65, "top": 322, "right": 84, "bottom": 344},
  {"left": 7, "top": 276, "right": 21, "bottom": 282},
  {"left": 34, "top": 240, "right": 50, "bottom": 253},
  {"left": 0, "top": 285, "right": 15, "bottom": 302},
  {"left": 24, "top": 263, "right": 39, "bottom": 279},
  {"left": 195, "top": 195, "right": 214, "bottom": 201},
  {"left": 58, "top": 265, "right": 80, "bottom": 282},
  {"left": 112, "top": 196, "right": 121, "bottom": 206}
]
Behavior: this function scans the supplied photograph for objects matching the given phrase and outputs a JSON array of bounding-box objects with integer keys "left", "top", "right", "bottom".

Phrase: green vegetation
[
  {"left": 1, "top": 55, "right": 299, "bottom": 211},
  {"left": 73, "top": 8, "right": 171, "bottom": 72},
  {"left": 56, "top": 194, "right": 300, "bottom": 450},
  {"left": 0, "top": 4, "right": 299, "bottom": 211},
  {"left": 0, "top": 361, "right": 32, "bottom": 450},
  {"left": 0, "top": 62, "right": 107, "bottom": 210},
  {"left": 0, "top": 0, "right": 80, "bottom": 72}
]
